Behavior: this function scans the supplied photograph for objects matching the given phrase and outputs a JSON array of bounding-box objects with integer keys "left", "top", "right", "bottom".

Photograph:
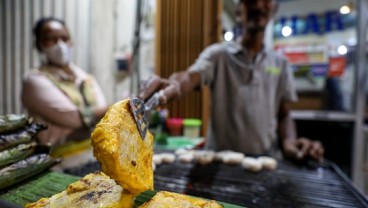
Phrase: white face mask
[{"left": 42, "top": 41, "right": 72, "bottom": 66}]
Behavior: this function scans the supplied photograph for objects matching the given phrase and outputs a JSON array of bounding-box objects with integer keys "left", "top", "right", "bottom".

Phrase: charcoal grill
[{"left": 64, "top": 159, "right": 368, "bottom": 208}]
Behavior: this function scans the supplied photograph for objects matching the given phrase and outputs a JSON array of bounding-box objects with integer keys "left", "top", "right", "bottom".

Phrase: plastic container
[
  {"left": 166, "top": 118, "right": 183, "bottom": 136},
  {"left": 183, "top": 119, "right": 202, "bottom": 138}
]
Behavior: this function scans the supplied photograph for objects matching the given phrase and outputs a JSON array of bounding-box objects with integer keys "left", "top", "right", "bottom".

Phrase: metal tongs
[{"left": 129, "top": 92, "right": 162, "bottom": 140}]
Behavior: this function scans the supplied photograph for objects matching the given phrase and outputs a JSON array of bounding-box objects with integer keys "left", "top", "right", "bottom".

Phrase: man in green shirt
[{"left": 140, "top": 0, "right": 324, "bottom": 162}]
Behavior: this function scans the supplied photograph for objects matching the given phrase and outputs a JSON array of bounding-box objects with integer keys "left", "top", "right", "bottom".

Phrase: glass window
[{"left": 274, "top": 0, "right": 357, "bottom": 112}]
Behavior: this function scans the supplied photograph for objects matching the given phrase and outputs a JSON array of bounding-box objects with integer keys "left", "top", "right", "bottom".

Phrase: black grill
[{"left": 64, "top": 160, "right": 368, "bottom": 208}]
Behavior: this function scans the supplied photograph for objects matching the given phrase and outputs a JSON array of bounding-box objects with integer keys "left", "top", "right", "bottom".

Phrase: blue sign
[
  {"left": 292, "top": 64, "right": 329, "bottom": 78},
  {"left": 275, "top": 10, "right": 355, "bottom": 37},
  {"left": 310, "top": 64, "right": 329, "bottom": 77}
]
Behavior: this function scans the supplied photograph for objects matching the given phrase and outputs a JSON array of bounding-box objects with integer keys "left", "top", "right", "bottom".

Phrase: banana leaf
[
  {"left": 0, "top": 172, "right": 244, "bottom": 208},
  {"left": 0, "top": 115, "right": 28, "bottom": 134},
  {"left": 0, "top": 123, "right": 47, "bottom": 151},
  {"left": 0, "top": 142, "right": 38, "bottom": 168},
  {"left": 0, "top": 154, "right": 60, "bottom": 190}
]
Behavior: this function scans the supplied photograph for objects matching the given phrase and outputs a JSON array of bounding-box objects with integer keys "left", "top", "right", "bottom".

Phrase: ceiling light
[
  {"left": 340, "top": 5, "right": 351, "bottom": 14},
  {"left": 281, "top": 26, "right": 292, "bottom": 37},
  {"left": 337, "top": 45, "right": 348, "bottom": 55},
  {"left": 224, "top": 31, "right": 234, "bottom": 41}
]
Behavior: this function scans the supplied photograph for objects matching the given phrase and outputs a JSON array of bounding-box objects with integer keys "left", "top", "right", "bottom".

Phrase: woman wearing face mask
[{"left": 21, "top": 17, "right": 109, "bottom": 146}]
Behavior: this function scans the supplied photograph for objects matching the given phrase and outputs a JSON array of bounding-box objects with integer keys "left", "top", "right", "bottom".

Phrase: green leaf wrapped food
[
  {"left": 0, "top": 142, "right": 38, "bottom": 168},
  {"left": 0, "top": 114, "right": 28, "bottom": 134},
  {"left": 0, "top": 123, "right": 47, "bottom": 151},
  {"left": 0, "top": 153, "right": 60, "bottom": 190}
]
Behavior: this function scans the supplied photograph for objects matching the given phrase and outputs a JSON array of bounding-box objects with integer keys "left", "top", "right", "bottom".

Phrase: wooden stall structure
[{"left": 155, "top": 0, "right": 223, "bottom": 135}]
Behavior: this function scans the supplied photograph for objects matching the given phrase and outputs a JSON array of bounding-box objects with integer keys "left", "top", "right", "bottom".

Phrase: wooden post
[{"left": 155, "top": 0, "right": 222, "bottom": 136}]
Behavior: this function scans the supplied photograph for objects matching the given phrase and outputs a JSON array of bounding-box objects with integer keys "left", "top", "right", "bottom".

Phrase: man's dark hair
[{"left": 33, "top": 17, "right": 66, "bottom": 51}]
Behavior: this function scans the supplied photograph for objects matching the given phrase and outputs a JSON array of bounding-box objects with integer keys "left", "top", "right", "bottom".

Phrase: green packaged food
[
  {"left": 0, "top": 153, "right": 60, "bottom": 190},
  {"left": 0, "top": 114, "right": 28, "bottom": 134},
  {"left": 0, "top": 142, "right": 38, "bottom": 168},
  {"left": 0, "top": 123, "right": 47, "bottom": 151}
]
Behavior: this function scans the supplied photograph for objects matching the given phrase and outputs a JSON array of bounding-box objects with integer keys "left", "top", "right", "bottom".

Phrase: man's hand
[
  {"left": 283, "top": 137, "right": 324, "bottom": 163},
  {"left": 138, "top": 75, "right": 181, "bottom": 105},
  {"left": 138, "top": 72, "right": 201, "bottom": 106}
]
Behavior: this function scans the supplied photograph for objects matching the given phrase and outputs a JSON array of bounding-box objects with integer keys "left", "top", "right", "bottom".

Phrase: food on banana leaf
[
  {"left": 92, "top": 99, "right": 154, "bottom": 194},
  {"left": 139, "top": 191, "right": 223, "bottom": 208},
  {"left": 0, "top": 153, "right": 59, "bottom": 190},
  {"left": 25, "top": 172, "right": 135, "bottom": 208},
  {"left": 0, "top": 142, "right": 38, "bottom": 168},
  {"left": 0, "top": 114, "right": 28, "bottom": 134},
  {"left": 0, "top": 123, "right": 47, "bottom": 151}
]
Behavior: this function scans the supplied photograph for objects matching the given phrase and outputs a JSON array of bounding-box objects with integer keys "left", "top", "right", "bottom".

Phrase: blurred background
[{"left": 2, "top": 0, "right": 368, "bottom": 195}]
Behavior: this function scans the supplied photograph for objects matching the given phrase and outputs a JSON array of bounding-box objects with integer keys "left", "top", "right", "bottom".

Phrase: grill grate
[{"left": 63, "top": 160, "right": 368, "bottom": 208}]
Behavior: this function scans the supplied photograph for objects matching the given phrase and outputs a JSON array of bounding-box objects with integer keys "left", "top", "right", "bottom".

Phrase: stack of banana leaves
[{"left": 0, "top": 114, "right": 60, "bottom": 190}]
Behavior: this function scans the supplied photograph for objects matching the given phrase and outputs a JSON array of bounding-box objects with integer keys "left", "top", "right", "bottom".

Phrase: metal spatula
[{"left": 129, "top": 92, "right": 161, "bottom": 140}]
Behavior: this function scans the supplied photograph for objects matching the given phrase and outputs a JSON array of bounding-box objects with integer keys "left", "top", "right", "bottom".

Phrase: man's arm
[
  {"left": 139, "top": 71, "right": 201, "bottom": 105},
  {"left": 278, "top": 101, "right": 302, "bottom": 159},
  {"left": 278, "top": 101, "right": 324, "bottom": 162},
  {"left": 278, "top": 101, "right": 297, "bottom": 144}
]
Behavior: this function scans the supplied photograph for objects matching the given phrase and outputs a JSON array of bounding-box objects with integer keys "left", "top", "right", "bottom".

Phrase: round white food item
[
  {"left": 152, "top": 154, "right": 163, "bottom": 165},
  {"left": 222, "top": 152, "right": 245, "bottom": 165},
  {"left": 178, "top": 152, "right": 195, "bottom": 163},
  {"left": 214, "top": 150, "right": 232, "bottom": 162},
  {"left": 194, "top": 150, "right": 215, "bottom": 165},
  {"left": 160, "top": 153, "right": 176, "bottom": 163},
  {"left": 175, "top": 148, "right": 189, "bottom": 155},
  {"left": 258, "top": 156, "right": 277, "bottom": 170},
  {"left": 241, "top": 157, "right": 262, "bottom": 172}
]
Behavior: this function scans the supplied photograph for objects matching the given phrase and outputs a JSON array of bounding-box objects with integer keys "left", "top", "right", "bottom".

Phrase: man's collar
[
  {"left": 225, "top": 41, "right": 268, "bottom": 57},
  {"left": 225, "top": 41, "right": 243, "bottom": 54}
]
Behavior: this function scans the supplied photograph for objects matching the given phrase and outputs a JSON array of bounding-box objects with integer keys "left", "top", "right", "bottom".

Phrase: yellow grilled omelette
[
  {"left": 91, "top": 99, "right": 154, "bottom": 194},
  {"left": 25, "top": 172, "right": 135, "bottom": 208},
  {"left": 26, "top": 99, "right": 224, "bottom": 207},
  {"left": 139, "top": 191, "right": 224, "bottom": 208}
]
